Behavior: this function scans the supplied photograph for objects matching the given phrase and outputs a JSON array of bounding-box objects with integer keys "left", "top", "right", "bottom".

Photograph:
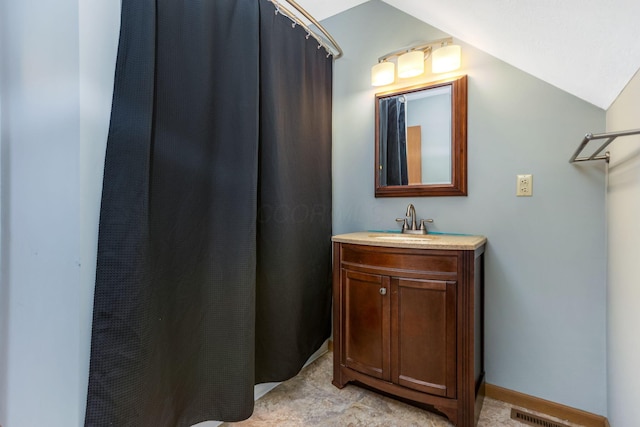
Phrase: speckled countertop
[{"left": 332, "top": 231, "right": 487, "bottom": 250}]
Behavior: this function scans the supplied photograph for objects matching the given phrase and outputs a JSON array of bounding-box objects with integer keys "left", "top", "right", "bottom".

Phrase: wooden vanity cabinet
[{"left": 332, "top": 241, "right": 485, "bottom": 427}]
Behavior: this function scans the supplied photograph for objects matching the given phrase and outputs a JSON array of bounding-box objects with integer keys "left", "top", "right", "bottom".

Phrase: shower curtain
[
  {"left": 84, "top": 0, "right": 333, "bottom": 426},
  {"left": 379, "top": 97, "right": 408, "bottom": 186}
]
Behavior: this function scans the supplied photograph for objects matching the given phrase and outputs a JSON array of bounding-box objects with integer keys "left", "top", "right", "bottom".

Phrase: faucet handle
[
  {"left": 419, "top": 219, "right": 434, "bottom": 230},
  {"left": 395, "top": 217, "right": 409, "bottom": 230}
]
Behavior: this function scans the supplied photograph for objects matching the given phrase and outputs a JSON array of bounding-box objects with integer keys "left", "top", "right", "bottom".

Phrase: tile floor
[{"left": 222, "top": 351, "right": 585, "bottom": 427}]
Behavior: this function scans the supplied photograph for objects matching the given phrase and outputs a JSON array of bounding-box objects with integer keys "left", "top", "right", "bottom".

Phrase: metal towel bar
[{"left": 569, "top": 128, "right": 640, "bottom": 163}]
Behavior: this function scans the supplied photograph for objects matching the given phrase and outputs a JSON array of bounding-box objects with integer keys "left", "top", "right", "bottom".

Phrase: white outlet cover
[{"left": 517, "top": 174, "right": 533, "bottom": 196}]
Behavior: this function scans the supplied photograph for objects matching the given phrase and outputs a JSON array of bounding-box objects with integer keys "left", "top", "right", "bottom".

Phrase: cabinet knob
[{"left": 379, "top": 287, "right": 387, "bottom": 295}]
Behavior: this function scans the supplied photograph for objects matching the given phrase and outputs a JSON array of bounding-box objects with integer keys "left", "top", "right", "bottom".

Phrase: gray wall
[
  {"left": 323, "top": 0, "right": 607, "bottom": 414},
  {"left": 0, "top": 0, "right": 119, "bottom": 425},
  {"left": 606, "top": 69, "right": 640, "bottom": 427}
]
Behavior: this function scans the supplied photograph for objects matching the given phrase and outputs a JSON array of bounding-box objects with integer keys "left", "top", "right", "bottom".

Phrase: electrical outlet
[{"left": 516, "top": 174, "right": 533, "bottom": 196}]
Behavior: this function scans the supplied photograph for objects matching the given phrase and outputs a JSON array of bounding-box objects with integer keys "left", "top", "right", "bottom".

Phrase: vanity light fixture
[
  {"left": 432, "top": 44, "right": 461, "bottom": 73},
  {"left": 371, "top": 37, "right": 461, "bottom": 87},
  {"left": 397, "top": 50, "right": 425, "bottom": 78},
  {"left": 371, "top": 61, "right": 395, "bottom": 86}
]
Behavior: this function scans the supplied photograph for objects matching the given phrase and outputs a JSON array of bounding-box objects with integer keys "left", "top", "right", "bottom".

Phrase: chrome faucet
[
  {"left": 406, "top": 203, "right": 418, "bottom": 231},
  {"left": 396, "top": 203, "right": 433, "bottom": 234}
]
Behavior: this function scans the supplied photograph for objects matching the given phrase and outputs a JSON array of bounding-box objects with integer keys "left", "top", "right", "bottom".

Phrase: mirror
[{"left": 375, "top": 75, "right": 467, "bottom": 197}]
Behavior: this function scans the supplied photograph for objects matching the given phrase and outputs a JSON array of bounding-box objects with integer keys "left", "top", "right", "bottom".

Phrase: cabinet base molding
[{"left": 485, "top": 383, "right": 608, "bottom": 427}]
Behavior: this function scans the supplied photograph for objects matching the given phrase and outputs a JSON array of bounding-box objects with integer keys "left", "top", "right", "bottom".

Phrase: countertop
[{"left": 332, "top": 231, "right": 487, "bottom": 250}]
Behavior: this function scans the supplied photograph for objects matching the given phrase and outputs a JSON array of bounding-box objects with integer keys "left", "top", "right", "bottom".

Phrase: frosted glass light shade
[
  {"left": 432, "top": 44, "right": 461, "bottom": 73},
  {"left": 397, "top": 50, "right": 424, "bottom": 78},
  {"left": 371, "top": 61, "right": 395, "bottom": 86}
]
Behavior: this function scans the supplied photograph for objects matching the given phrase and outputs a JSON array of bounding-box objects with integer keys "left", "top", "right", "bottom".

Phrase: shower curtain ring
[
  {"left": 292, "top": 22, "right": 296, "bottom": 28},
  {"left": 306, "top": 32, "right": 310, "bottom": 39}
]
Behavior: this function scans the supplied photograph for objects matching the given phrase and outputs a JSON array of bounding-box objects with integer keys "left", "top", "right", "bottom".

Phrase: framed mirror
[{"left": 375, "top": 75, "right": 467, "bottom": 197}]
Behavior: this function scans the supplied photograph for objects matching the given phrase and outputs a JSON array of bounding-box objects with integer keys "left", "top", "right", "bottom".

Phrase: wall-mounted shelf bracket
[{"left": 570, "top": 128, "right": 640, "bottom": 163}]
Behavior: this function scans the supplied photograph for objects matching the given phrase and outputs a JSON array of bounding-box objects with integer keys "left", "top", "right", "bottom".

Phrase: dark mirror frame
[{"left": 375, "top": 75, "right": 467, "bottom": 197}]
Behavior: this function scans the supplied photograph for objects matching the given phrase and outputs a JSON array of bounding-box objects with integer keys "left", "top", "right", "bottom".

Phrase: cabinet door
[
  {"left": 391, "top": 278, "right": 456, "bottom": 398},
  {"left": 342, "top": 270, "right": 390, "bottom": 381}
]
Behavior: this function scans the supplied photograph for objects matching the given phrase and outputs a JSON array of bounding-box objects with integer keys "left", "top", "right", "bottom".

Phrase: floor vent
[{"left": 510, "top": 408, "right": 571, "bottom": 427}]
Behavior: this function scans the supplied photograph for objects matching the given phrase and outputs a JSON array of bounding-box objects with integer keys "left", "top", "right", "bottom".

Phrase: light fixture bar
[
  {"left": 377, "top": 37, "right": 454, "bottom": 63},
  {"left": 370, "top": 37, "right": 460, "bottom": 86}
]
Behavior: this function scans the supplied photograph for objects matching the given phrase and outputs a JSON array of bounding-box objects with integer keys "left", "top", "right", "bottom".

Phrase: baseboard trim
[{"left": 485, "top": 383, "right": 607, "bottom": 427}]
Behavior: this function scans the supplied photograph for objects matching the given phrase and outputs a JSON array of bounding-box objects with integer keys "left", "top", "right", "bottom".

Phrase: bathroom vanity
[{"left": 331, "top": 232, "right": 486, "bottom": 427}]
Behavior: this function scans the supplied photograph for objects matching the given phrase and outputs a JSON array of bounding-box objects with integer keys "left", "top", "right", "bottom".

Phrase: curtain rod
[{"left": 269, "top": 0, "right": 343, "bottom": 59}]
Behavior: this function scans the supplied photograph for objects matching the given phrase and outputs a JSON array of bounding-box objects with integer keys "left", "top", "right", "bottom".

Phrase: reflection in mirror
[
  {"left": 375, "top": 75, "right": 467, "bottom": 197},
  {"left": 407, "top": 86, "right": 451, "bottom": 184}
]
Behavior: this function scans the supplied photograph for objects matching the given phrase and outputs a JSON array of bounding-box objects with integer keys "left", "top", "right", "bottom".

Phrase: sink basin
[{"left": 368, "top": 234, "right": 436, "bottom": 243}]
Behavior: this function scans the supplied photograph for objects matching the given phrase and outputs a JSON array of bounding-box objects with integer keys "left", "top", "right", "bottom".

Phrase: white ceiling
[{"left": 297, "top": 0, "right": 640, "bottom": 109}]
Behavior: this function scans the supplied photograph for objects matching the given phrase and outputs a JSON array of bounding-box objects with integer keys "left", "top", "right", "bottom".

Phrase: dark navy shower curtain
[
  {"left": 84, "top": 0, "right": 333, "bottom": 425},
  {"left": 379, "top": 97, "right": 407, "bottom": 186},
  {"left": 256, "top": 4, "right": 333, "bottom": 382}
]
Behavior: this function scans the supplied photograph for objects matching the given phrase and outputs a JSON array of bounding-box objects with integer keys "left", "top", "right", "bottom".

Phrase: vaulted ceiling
[{"left": 297, "top": 0, "right": 640, "bottom": 110}]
